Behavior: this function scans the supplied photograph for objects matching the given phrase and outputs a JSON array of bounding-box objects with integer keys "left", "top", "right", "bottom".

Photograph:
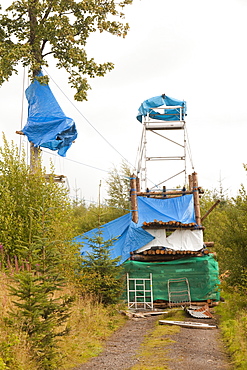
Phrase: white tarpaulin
[{"left": 137, "top": 229, "right": 203, "bottom": 252}]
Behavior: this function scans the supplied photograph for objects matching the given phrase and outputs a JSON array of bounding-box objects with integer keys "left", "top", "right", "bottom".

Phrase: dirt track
[
  {"left": 74, "top": 314, "right": 232, "bottom": 370},
  {"left": 166, "top": 316, "right": 232, "bottom": 370}
]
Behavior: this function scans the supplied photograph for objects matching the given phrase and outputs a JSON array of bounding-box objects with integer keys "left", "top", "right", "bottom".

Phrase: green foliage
[
  {"left": 80, "top": 230, "right": 124, "bottom": 305},
  {"left": 105, "top": 161, "right": 132, "bottom": 212},
  {"left": 199, "top": 166, "right": 247, "bottom": 288},
  {"left": 0, "top": 332, "right": 20, "bottom": 370},
  {"left": 216, "top": 287, "right": 247, "bottom": 369},
  {"left": 0, "top": 0, "right": 133, "bottom": 100},
  {"left": 200, "top": 189, "right": 229, "bottom": 259},
  {"left": 219, "top": 187, "right": 247, "bottom": 288},
  {"left": 72, "top": 201, "right": 128, "bottom": 235},
  {"left": 0, "top": 358, "right": 7, "bottom": 370},
  {"left": 0, "top": 135, "right": 78, "bottom": 274},
  {"left": 8, "top": 216, "right": 74, "bottom": 370}
]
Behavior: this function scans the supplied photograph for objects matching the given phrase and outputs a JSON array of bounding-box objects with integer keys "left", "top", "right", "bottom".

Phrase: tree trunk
[{"left": 28, "top": 0, "right": 42, "bottom": 171}]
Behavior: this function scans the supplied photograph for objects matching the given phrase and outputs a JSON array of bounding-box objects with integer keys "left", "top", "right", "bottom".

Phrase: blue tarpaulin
[
  {"left": 74, "top": 195, "right": 196, "bottom": 264},
  {"left": 137, "top": 94, "right": 187, "bottom": 122},
  {"left": 22, "top": 72, "right": 77, "bottom": 157},
  {"left": 137, "top": 195, "right": 195, "bottom": 226},
  {"left": 74, "top": 213, "right": 154, "bottom": 265}
]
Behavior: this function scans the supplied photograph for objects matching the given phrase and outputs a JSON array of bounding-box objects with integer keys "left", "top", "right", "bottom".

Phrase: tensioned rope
[
  {"left": 43, "top": 68, "right": 136, "bottom": 171},
  {"left": 41, "top": 148, "right": 110, "bottom": 174}
]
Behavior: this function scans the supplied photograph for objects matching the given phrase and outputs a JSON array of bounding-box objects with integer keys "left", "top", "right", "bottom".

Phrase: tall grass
[
  {"left": 216, "top": 285, "right": 247, "bottom": 369},
  {"left": 0, "top": 272, "right": 37, "bottom": 369},
  {"left": 57, "top": 290, "right": 126, "bottom": 369},
  {"left": 0, "top": 272, "right": 126, "bottom": 369}
]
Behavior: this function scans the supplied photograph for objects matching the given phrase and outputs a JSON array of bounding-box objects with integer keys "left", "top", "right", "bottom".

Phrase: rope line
[{"left": 43, "top": 67, "right": 135, "bottom": 170}]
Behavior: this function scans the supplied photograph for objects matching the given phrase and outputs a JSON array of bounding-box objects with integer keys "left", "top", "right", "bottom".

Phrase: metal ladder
[
  {"left": 168, "top": 277, "right": 191, "bottom": 307},
  {"left": 137, "top": 105, "right": 188, "bottom": 191},
  {"left": 127, "top": 273, "right": 153, "bottom": 310}
]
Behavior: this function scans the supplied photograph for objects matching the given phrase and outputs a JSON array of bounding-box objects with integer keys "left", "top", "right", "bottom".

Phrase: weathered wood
[
  {"left": 192, "top": 172, "right": 201, "bottom": 226},
  {"left": 201, "top": 200, "right": 220, "bottom": 222},
  {"left": 204, "top": 241, "right": 214, "bottom": 248},
  {"left": 136, "top": 176, "right": 141, "bottom": 192},
  {"left": 44, "top": 174, "right": 66, "bottom": 183},
  {"left": 159, "top": 320, "right": 217, "bottom": 330},
  {"left": 130, "top": 254, "right": 189, "bottom": 262},
  {"left": 130, "top": 174, "right": 138, "bottom": 223},
  {"left": 30, "top": 142, "right": 40, "bottom": 172},
  {"left": 188, "top": 174, "right": 193, "bottom": 191},
  {"left": 137, "top": 190, "right": 194, "bottom": 196}
]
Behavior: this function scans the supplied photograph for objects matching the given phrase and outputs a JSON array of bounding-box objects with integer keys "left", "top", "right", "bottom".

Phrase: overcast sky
[{"left": 1, "top": 0, "right": 247, "bottom": 203}]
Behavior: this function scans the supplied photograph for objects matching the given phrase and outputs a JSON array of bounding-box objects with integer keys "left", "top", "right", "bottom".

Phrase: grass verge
[{"left": 215, "top": 287, "right": 247, "bottom": 369}]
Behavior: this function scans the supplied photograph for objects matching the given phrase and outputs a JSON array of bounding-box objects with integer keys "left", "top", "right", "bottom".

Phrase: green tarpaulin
[{"left": 123, "top": 255, "right": 220, "bottom": 302}]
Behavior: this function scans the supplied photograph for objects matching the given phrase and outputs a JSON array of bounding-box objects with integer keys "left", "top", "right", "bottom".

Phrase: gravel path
[
  {"left": 73, "top": 314, "right": 232, "bottom": 370},
  {"left": 167, "top": 317, "right": 232, "bottom": 370},
  {"left": 74, "top": 316, "right": 157, "bottom": 370}
]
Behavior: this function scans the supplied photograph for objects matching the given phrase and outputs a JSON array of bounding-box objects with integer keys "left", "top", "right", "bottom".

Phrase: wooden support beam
[
  {"left": 16, "top": 130, "right": 25, "bottom": 135},
  {"left": 137, "top": 190, "right": 194, "bottom": 196},
  {"left": 130, "top": 174, "right": 138, "bottom": 223},
  {"left": 204, "top": 241, "right": 215, "bottom": 248},
  {"left": 30, "top": 142, "right": 41, "bottom": 172},
  {"left": 44, "top": 174, "right": 66, "bottom": 183},
  {"left": 192, "top": 172, "right": 201, "bottom": 226},
  {"left": 136, "top": 176, "right": 141, "bottom": 192},
  {"left": 188, "top": 174, "right": 193, "bottom": 191},
  {"left": 201, "top": 200, "right": 220, "bottom": 222}
]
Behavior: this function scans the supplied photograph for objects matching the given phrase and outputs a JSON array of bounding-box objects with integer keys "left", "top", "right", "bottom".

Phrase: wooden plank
[{"left": 159, "top": 320, "right": 217, "bottom": 329}]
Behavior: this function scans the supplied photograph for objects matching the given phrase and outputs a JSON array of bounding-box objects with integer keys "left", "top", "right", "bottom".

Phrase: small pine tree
[
  {"left": 81, "top": 230, "right": 124, "bottom": 305},
  {"left": 8, "top": 211, "right": 74, "bottom": 370}
]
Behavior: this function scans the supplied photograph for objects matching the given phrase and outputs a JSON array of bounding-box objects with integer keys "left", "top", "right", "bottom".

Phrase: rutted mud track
[{"left": 74, "top": 315, "right": 232, "bottom": 370}]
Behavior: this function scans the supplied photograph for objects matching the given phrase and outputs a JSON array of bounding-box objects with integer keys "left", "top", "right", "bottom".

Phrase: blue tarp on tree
[{"left": 22, "top": 72, "right": 77, "bottom": 157}]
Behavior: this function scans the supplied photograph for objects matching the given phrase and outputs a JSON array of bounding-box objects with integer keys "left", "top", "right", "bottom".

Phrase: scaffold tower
[{"left": 136, "top": 94, "right": 192, "bottom": 192}]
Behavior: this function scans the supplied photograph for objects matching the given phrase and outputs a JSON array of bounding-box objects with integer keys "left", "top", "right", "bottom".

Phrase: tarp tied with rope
[
  {"left": 22, "top": 72, "right": 77, "bottom": 157},
  {"left": 136, "top": 94, "right": 187, "bottom": 122}
]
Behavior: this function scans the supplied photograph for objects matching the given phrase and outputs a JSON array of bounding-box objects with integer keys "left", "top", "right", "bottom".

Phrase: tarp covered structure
[
  {"left": 75, "top": 194, "right": 199, "bottom": 264},
  {"left": 75, "top": 194, "right": 220, "bottom": 302},
  {"left": 136, "top": 94, "right": 187, "bottom": 122},
  {"left": 124, "top": 256, "right": 220, "bottom": 302},
  {"left": 22, "top": 72, "right": 77, "bottom": 157}
]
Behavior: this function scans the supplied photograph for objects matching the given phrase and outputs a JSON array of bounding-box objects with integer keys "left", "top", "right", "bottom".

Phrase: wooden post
[
  {"left": 192, "top": 172, "right": 201, "bottom": 226},
  {"left": 188, "top": 174, "right": 193, "bottom": 191},
  {"left": 130, "top": 174, "right": 138, "bottom": 223},
  {"left": 30, "top": 142, "right": 40, "bottom": 172},
  {"left": 136, "top": 176, "right": 140, "bottom": 193}
]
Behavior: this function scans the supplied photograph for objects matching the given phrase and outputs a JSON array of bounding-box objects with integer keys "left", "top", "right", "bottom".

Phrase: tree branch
[
  {"left": 42, "top": 51, "right": 54, "bottom": 57},
  {"left": 40, "top": 1, "right": 54, "bottom": 25},
  {"left": 41, "top": 39, "right": 48, "bottom": 53}
]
